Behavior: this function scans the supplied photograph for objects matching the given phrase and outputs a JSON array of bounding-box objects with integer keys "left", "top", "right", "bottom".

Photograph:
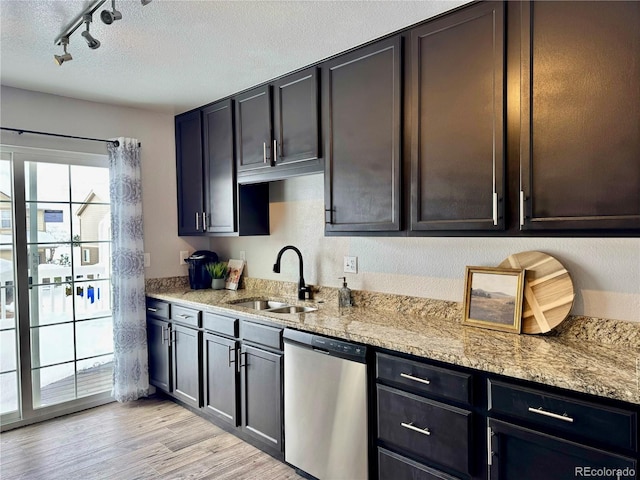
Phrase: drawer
[
  {"left": 377, "top": 385, "right": 472, "bottom": 476},
  {"left": 378, "top": 448, "right": 460, "bottom": 480},
  {"left": 376, "top": 352, "right": 472, "bottom": 405},
  {"left": 146, "top": 298, "right": 169, "bottom": 320},
  {"left": 488, "top": 379, "right": 637, "bottom": 452},
  {"left": 170, "top": 304, "right": 201, "bottom": 328},
  {"left": 203, "top": 312, "right": 238, "bottom": 338},
  {"left": 241, "top": 320, "right": 282, "bottom": 350}
]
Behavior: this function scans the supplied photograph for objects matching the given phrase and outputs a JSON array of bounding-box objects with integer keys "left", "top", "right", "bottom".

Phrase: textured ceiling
[{"left": 0, "top": 0, "right": 470, "bottom": 114}]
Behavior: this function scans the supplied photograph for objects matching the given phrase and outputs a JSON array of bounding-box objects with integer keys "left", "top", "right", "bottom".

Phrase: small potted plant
[{"left": 206, "top": 262, "right": 228, "bottom": 290}]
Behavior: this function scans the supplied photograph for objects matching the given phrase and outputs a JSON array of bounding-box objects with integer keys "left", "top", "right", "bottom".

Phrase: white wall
[
  {"left": 211, "top": 174, "right": 640, "bottom": 323},
  {"left": 0, "top": 86, "right": 208, "bottom": 279}
]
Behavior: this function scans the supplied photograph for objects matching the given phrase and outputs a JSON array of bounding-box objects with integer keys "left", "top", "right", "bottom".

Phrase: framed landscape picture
[{"left": 463, "top": 266, "right": 525, "bottom": 334}]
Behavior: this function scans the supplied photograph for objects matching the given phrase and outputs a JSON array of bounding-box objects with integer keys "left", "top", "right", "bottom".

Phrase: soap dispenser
[{"left": 338, "top": 277, "right": 352, "bottom": 308}]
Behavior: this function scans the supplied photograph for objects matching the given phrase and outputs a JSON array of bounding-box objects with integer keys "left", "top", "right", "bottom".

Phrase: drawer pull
[
  {"left": 401, "top": 422, "right": 431, "bottom": 436},
  {"left": 400, "top": 372, "right": 430, "bottom": 385},
  {"left": 175, "top": 314, "right": 190, "bottom": 319},
  {"left": 528, "top": 406, "right": 574, "bottom": 423},
  {"left": 147, "top": 307, "right": 158, "bottom": 312}
]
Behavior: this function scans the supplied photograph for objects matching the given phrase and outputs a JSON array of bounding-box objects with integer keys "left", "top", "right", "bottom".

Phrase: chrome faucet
[{"left": 273, "top": 245, "right": 311, "bottom": 300}]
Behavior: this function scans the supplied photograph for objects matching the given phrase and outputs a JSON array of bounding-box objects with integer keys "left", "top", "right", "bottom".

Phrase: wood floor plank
[{"left": 0, "top": 397, "right": 304, "bottom": 480}]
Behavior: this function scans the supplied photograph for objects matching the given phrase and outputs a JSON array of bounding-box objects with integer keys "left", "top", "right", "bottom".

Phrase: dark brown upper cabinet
[
  {"left": 236, "top": 70, "right": 322, "bottom": 184},
  {"left": 410, "top": 1, "right": 505, "bottom": 232},
  {"left": 202, "top": 100, "right": 236, "bottom": 234},
  {"left": 324, "top": 36, "right": 403, "bottom": 233},
  {"left": 175, "top": 110, "right": 204, "bottom": 236},
  {"left": 235, "top": 85, "right": 273, "bottom": 176},
  {"left": 519, "top": 0, "right": 640, "bottom": 231},
  {"left": 175, "top": 100, "right": 269, "bottom": 237},
  {"left": 272, "top": 67, "right": 321, "bottom": 173}
]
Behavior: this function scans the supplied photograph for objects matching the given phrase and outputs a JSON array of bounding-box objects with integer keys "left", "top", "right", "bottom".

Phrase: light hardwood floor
[{"left": 0, "top": 396, "right": 304, "bottom": 480}]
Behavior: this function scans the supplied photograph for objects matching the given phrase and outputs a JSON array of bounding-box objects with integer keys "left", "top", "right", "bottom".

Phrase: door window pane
[
  {"left": 0, "top": 371, "right": 18, "bottom": 414},
  {"left": 77, "top": 354, "right": 113, "bottom": 397},
  {"left": 71, "top": 166, "right": 110, "bottom": 203},
  {"left": 29, "top": 284, "right": 74, "bottom": 326},
  {"left": 0, "top": 329, "right": 17, "bottom": 372},
  {"left": 25, "top": 162, "right": 69, "bottom": 202},
  {"left": 26, "top": 203, "right": 71, "bottom": 244},
  {"left": 31, "top": 323, "right": 75, "bottom": 368},
  {"left": 32, "top": 363, "right": 75, "bottom": 408},
  {"left": 75, "top": 279, "right": 112, "bottom": 321},
  {"left": 76, "top": 318, "right": 113, "bottom": 359}
]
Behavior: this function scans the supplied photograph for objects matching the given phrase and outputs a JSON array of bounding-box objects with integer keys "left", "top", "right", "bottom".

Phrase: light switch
[{"left": 144, "top": 253, "right": 151, "bottom": 268}]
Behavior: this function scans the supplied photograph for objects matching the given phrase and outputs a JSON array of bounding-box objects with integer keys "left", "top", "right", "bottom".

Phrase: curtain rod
[{"left": 0, "top": 127, "right": 142, "bottom": 148}]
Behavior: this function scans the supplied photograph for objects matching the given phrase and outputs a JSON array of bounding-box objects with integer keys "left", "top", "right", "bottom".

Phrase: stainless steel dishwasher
[{"left": 283, "top": 328, "right": 368, "bottom": 480}]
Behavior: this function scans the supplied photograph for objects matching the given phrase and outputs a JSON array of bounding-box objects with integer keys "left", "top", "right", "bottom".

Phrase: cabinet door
[
  {"left": 519, "top": 1, "right": 640, "bottom": 231},
  {"left": 147, "top": 318, "right": 171, "bottom": 393},
  {"left": 240, "top": 344, "right": 282, "bottom": 451},
  {"left": 273, "top": 67, "right": 321, "bottom": 170},
  {"left": 235, "top": 85, "right": 273, "bottom": 174},
  {"left": 175, "top": 110, "right": 205, "bottom": 236},
  {"left": 202, "top": 100, "right": 237, "bottom": 234},
  {"left": 324, "top": 36, "right": 402, "bottom": 233},
  {"left": 488, "top": 419, "right": 637, "bottom": 479},
  {"left": 411, "top": 2, "right": 505, "bottom": 231},
  {"left": 171, "top": 324, "right": 201, "bottom": 408},
  {"left": 202, "top": 333, "right": 239, "bottom": 426}
]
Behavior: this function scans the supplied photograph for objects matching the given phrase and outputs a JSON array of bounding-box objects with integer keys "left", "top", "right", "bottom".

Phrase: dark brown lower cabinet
[
  {"left": 378, "top": 448, "right": 460, "bottom": 480},
  {"left": 171, "top": 324, "right": 202, "bottom": 409},
  {"left": 147, "top": 318, "right": 171, "bottom": 394},
  {"left": 488, "top": 419, "right": 637, "bottom": 479},
  {"left": 202, "top": 332, "right": 239, "bottom": 427},
  {"left": 240, "top": 344, "right": 283, "bottom": 451}
]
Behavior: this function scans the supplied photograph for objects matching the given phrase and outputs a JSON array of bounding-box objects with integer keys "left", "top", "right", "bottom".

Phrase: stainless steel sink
[
  {"left": 232, "top": 300, "right": 290, "bottom": 310},
  {"left": 268, "top": 306, "right": 318, "bottom": 314}
]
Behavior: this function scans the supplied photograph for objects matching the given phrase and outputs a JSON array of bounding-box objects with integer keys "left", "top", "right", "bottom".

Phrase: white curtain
[{"left": 108, "top": 137, "right": 149, "bottom": 402}]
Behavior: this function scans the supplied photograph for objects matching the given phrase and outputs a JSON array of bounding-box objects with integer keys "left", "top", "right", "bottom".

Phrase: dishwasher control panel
[{"left": 312, "top": 336, "right": 367, "bottom": 362}]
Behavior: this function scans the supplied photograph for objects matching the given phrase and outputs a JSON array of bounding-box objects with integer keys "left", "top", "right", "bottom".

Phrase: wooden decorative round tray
[{"left": 498, "top": 251, "right": 574, "bottom": 334}]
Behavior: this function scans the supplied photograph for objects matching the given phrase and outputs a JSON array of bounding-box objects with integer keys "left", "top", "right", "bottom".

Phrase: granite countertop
[{"left": 146, "top": 282, "right": 640, "bottom": 406}]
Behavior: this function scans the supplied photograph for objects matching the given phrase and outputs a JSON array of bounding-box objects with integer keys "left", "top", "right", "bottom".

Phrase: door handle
[
  {"left": 273, "top": 139, "right": 278, "bottom": 163},
  {"left": 228, "top": 345, "right": 236, "bottom": 367},
  {"left": 195, "top": 211, "right": 200, "bottom": 231},
  {"left": 202, "top": 212, "right": 207, "bottom": 231}
]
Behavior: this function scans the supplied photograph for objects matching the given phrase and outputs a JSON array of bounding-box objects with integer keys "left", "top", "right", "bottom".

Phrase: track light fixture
[
  {"left": 54, "top": 0, "right": 153, "bottom": 66},
  {"left": 101, "top": 0, "right": 122, "bottom": 25},
  {"left": 81, "top": 14, "right": 101, "bottom": 49},
  {"left": 54, "top": 37, "right": 72, "bottom": 66}
]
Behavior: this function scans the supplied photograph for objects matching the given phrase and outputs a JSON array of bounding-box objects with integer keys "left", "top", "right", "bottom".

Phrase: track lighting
[
  {"left": 101, "top": 0, "right": 122, "bottom": 25},
  {"left": 54, "top": 0, "right": 153, "bottom": 65},
  {"left": 81, "top": 14, "right": 101, "bottom": 49},
  {"left": 54, "top": 37, "right": 72, "bottom": 66}
]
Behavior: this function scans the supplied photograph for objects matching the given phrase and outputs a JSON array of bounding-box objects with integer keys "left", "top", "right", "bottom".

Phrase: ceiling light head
[
  {"left": 101, "top": 0, "right": 122, "bottom": 25},
  {"left": 54, "top": 37, "right": 72, "bottom": 66},
  {"left": 82, "top": 14, "right": 101, "bottom": 49}
]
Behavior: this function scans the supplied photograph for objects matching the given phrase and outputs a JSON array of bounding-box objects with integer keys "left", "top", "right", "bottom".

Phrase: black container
[{"left": 185, "top": 250, "right": 218, "bottom": 290}]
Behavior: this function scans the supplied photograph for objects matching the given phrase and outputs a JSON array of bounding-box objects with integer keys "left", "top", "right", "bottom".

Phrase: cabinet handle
[
  {"left": 175, "top": 314, "right": 190, "bottom": 319},
  {"left": 487, "top": 426, "right": 494, "bottom": 467},
  {"left": 161, "top": 325, "right": 166, "bottom": 345},
  {"left": 171, "top": 328, "right": 176, "bottom": 344},
  {"left": 273, "top": 139, "right": 278, "bottom": 163},
  {"left": 527, "top": 406, "right": 574, "bottom": 423},
  {"left": 147, "top": 307, "right": 158, "bottom": 312},
  {"left": 401, "top": 422, "right": 431, "bottom": 436},
  {"left": 195, "top": 211, "right": 200, "bottom": 231},
  {"left": 202, "top": 212, "right": 207, "bottom": 231},
  {"left": 400, "top": 372, "right": 430, "bottom": 385},
  {"left": 228, "top": 345, "right": 236, "bottom": 367},
  {"left": 520, "top": 190, "right": 525, "bottom": 226},
  {"left": 240, "top": 351, "right": 248, "bottom": 368},
  {"left": 263, "top": 142, "right": 268, "bottom": 164},
  {"left": 492, "top": 192, "right": 498, "bottom": 226}
]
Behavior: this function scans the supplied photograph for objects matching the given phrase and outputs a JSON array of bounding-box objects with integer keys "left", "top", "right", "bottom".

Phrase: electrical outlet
[
  {"left": 344, "top": 256, "right": 357, "bottom": 274},
  {"left": 179, "top": 251, "right": 189, "bottom": 265},
  {"left": 144, "top": 253, "right": 150, "bottom": 268}
]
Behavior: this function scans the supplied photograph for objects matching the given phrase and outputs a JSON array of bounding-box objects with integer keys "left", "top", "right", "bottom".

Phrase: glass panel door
[
  {"left": 25, "top": 160, "right": 113, "bottom": 409},
  {"left": 0, "top": 156, "right": 19, "bottom": 418}
]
